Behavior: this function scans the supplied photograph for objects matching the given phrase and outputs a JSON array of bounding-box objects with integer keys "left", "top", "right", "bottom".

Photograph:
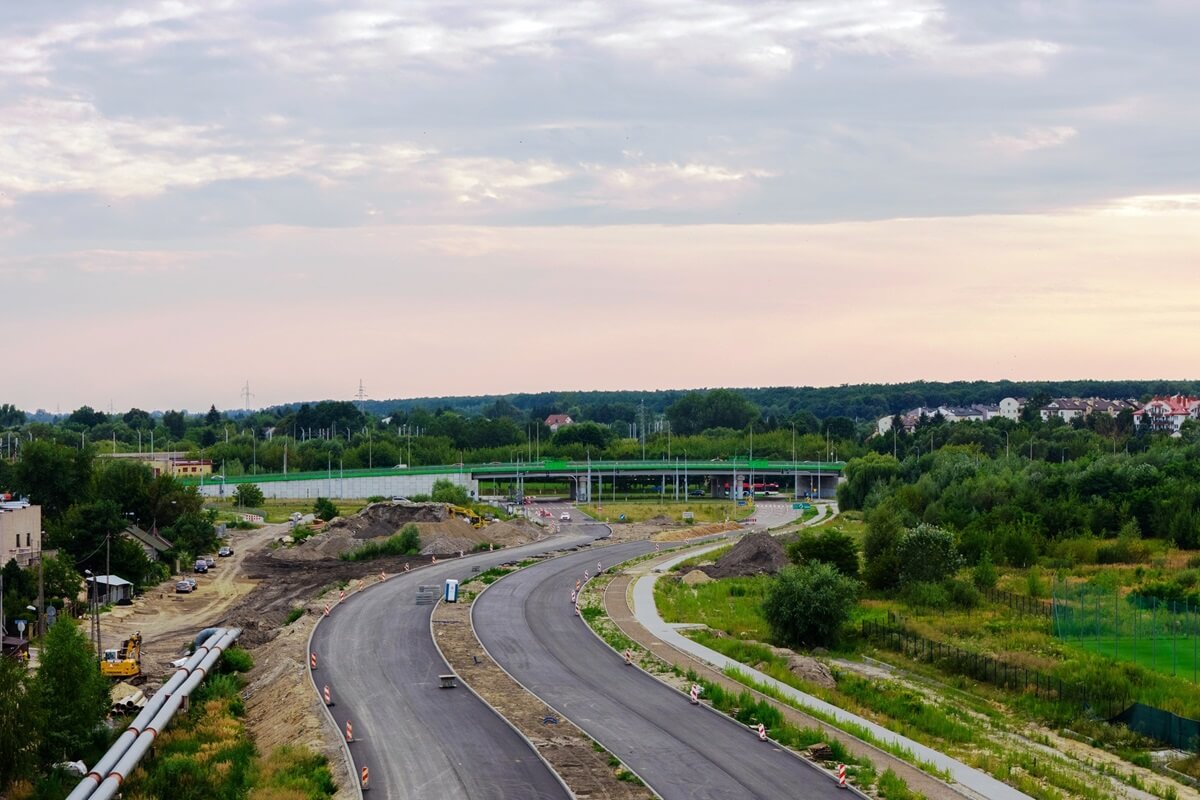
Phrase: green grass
[
  {"left": 340, "top": 531, "right": 419, "bottom": 561},
  {"left": 655, "top": 574, "right": 774, "bottom": 640},
  {"left": 579, "top": 500, "right": 750, "bottom": 524},
  {"left": 671, "top": 544, "right": 733, "bottom": 571},
  {"left": 284, "top": 608, "right": 304, "bottom": 625},
  {"left": 1071, "top": 635, "right": 1200, "bottom": 681}
]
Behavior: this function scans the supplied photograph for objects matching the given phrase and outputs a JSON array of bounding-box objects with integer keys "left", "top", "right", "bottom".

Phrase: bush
[
  {"left": 900, "top": 581, "right": 950, "bottom": 610},
  {"left": 895, "top": 524, "right": 961, "bottom": 586},
  {"left": 762, "top": 563, "right": 860, "bottom": 648},
  {"left": 972, "top": 552, "right": 997, "bottom": 590},
  {"left": 233, "top": 483, "right": 265, "bottom": 508},
  {"left": 340, "top": 524, "right": 422, "bottom": 561},
  {"left": 863, "top": 505, "right": 904, "bottom": 591},
  {"left": 1097, "top": 534, "right": 1151, "bottom": 565},
  {"left": 313, "top": 497, "right": 339, "bottom": 523},
  {"left": 431, "top": 480, "right": 470, "bottom": 506},
  {"left": 945, "top": 578, "right": 982, "bottom": 609},
  {"left": 786, "top": 529, "right": 860, "bottom": 579},
  {"left": 219, "top": 647, "right": 254, "bottom": 673},
  {"left": 284, "top": 608, "right": 304, "bottom": 625}
]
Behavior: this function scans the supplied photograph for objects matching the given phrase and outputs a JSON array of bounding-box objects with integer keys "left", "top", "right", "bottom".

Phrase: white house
[{"left": 1134, "top": 395, "right": 1200, "bottom": 435}]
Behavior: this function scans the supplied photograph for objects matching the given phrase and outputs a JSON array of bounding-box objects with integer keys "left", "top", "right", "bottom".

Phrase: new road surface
[
  {"left": 310, "top": 528, "right": 595, "bottom": 800},
  {"left": 474, "top": 524, "right": 846, "bottom": 800}
]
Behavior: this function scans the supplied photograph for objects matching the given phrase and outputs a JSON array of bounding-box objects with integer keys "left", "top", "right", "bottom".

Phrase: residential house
[
  {"left": 998, "top": 397, "right": 1025, "bottom": 421},
  {"left": 544, "top": 414, "right": 574, "bottom": 433},
  {"left": 1134, "top": 395, "right": 1200, "bottom": 435},
  {"left": 1041, "top": 397, "right": 1133, "bottom": 423},
  {"left": 122, "top": 525, "right": 175, "bottom": 562}
]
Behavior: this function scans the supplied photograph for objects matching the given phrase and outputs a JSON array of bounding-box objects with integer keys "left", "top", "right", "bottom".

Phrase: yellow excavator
[
  {"left": 100, "top": 632, "right": 144, "bottom": 684},
  {"left": 447, "top": 505, "right": 485, "bottom": 528}
]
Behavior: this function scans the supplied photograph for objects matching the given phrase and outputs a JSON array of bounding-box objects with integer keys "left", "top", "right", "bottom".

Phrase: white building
[
  {"left": 0, "top": 500, "right": 41, "bottom": 568},
  {"left": 998, "top": 397, "right": 1024, "bottom": 421},
  {"left": 1134, "top": 395, "right": 1200, "bottom": 435}
]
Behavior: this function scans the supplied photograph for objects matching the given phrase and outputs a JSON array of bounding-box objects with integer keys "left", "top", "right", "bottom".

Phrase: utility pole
[
  {"left": 36, "top": 549, "right": 44, "bottom": 637},
  {"left": 241, "top": 380, "right": 254, "bottom": 410}
]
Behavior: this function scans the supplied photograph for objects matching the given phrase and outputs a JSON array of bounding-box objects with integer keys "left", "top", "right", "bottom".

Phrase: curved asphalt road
[
  {"left": 311, "top": 528, "right": 597, "bottom": 799},
  {"left": 474, "top": 525, "right": 845, "bottom": 800}
]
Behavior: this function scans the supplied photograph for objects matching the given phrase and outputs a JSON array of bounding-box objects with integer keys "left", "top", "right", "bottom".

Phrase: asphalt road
[
  {"left": 310, "top": 527, "right": 595, "bottom": 800},
  {"left": 473, "top": 526, "right": 846, "bottom": 800}
]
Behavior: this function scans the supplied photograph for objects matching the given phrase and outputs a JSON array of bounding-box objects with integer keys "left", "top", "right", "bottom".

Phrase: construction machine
[
  {"left": 100, "top": 632, "right": 144, "bottom": 684},
  {"left": 447, "top": 505, "right": 485, "bottom": 528}
]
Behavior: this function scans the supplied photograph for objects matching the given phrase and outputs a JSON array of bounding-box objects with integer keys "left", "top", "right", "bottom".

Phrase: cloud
[
  {"left": 1101, "top": 194, "right": 1200, "bottom": 216},
  {"left": 985, "top": 126, "right": 1078, "bottom": 154}
]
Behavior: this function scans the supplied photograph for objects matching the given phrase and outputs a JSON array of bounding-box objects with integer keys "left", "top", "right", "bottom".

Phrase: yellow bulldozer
[
  {"left": 447, "top": 505, "right": 485, "bottom": 528},
  {"left": 100, "top": 632, "right": 144, "bottom": 684}
]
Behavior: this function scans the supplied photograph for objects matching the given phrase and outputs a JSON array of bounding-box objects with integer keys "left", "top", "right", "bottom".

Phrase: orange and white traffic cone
[
  {"left": 323, "top": 604, "right": 331, "bottom": 617},
  {"left": 339, "top": 589, "right": 346, "bottom": 602}
]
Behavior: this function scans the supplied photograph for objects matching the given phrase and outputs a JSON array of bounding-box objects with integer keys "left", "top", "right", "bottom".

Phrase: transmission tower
[
  {"left": 241, "top": 380, "right": 254, "bottom": 410},
  {"left": 355, "top": 379, "right": 368, "bottom": 411}
]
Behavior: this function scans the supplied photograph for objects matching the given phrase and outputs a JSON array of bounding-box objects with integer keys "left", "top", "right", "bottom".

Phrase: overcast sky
[{"left": 3, "top": 1, "right": 1198, "bottom": 412}]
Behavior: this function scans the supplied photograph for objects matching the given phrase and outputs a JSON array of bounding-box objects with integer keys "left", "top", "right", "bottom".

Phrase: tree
[
  {"left": 233, "top": 483, "right": 264, "bottom": 508},
  {"left": 50, "top": 500, "right": 155, "bottom": 587},
  {"left": 0, "top": 655, "right": 39, "bottom": 788},
  {"left": 0, "top": 403, "right": 26, "bottom": 427},
  {"left": 431, "top": 479, "right": 470, "bottom": 506},
  {"left": 162, "top": 410, "right": 187, "bottom": 438},
  {"left": 12, "top": 439, "right": 92, "bottom": 520},
  {"left": 863, "top": 505, "right": 904, "bottom": 590},
  {"left": 67, "top": 406, "right": 107, "bottom": 428},
  {"left": 786, "top": 528, "right": 860, "bottom": 579},
  {"left": 552, "top": 422, "right": 615, "bottom": 449},
  {"left": 837, "top": 453, "right": 900, "bottom": 510},
  {"left": 821, "top": 416, "right": 857, "bottom": 440},
  {"left": 205, "top": 405, "right": 221, "bottom": 425},
  {"left": 36, "top": 618, "right": 109, "bottom": 764},
  {"left": 313, "top": 497, "right": 339, "bottom": 522},
  {"left": 763, "top": 563, "right": 860, "bottom": 648},
  {"left": 896, "top": 524, "right": 962, "bottom": 586},
  {"left": 397, "top": 523, "right": 421, "bottom": 555},
  {"left": 163, "top": 512, "right": 217, "bottom": 559},
  {"left": 122, "top": 407, "right": 152, "bottom": 429}
]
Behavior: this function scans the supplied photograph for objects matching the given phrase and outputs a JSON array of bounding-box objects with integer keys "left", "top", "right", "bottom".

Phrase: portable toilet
[{"left": 443, "top": 579, "right": 459, "bottom": 603}]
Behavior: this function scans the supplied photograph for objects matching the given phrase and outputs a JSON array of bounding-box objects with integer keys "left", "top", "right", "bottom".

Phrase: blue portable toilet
[{"left": 444, "top": 579, "right": 459, "bottom": 603}]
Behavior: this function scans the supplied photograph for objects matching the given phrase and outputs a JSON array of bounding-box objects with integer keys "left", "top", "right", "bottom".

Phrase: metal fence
[
  {"left": 1052, "top": 582, "right": 1200, "bottom": 681},
  {"left": 981, "top": 586, "right": 1053, "bottom": 618}
]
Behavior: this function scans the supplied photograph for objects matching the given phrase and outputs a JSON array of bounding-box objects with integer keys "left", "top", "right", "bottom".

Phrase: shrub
[
  {"left": 863, "top": 505, "right": 903, "bottom": 590},
  {"left": 431, "top": 479, "right": 470, "bottom": 506},
  {"left": 313, "top": 497, "right": 339, "bottom": 522},
  {"left": 895, "top": 524, "right": 961, "bottom": 586},
  {"left": 762, "top": 563, "right": 861, "bottom": 648},
  {"left": 972, "top": 552, "right": 997, "bottom": 590},
  {"left": 786, "top": 529, "right": 860, "bottom": 579},
  {"left": 233, "top": 483, "right": 264, "bottom": 508},
  {"left": 284, "top": 608, "right": 304, "bottom": 625},
  {"left": 900, "top": 581, "right": 950, "bottom": 610},
  {"left": 340, "top": 524, "right": 422, "bottom": 561},
  {"left": 219, "top": 647, "right": 254, "bottom": 673},
  {"left": 945, "top": 578, "right": 982, "bottom": 609}
]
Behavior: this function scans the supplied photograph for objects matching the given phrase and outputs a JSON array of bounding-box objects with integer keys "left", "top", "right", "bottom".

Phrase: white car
[{"left": 560, "top": 512, "right": 571, "bottom": 521}]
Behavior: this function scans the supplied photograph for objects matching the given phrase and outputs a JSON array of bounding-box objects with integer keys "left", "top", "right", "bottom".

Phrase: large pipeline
[{"left": 66, "top": 627, "right": 241, "bottom": 800}]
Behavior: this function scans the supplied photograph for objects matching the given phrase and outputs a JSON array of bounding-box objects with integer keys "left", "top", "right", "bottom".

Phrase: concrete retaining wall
[{"left": 197, "top": 473, "right": 478, "bottom": 500}]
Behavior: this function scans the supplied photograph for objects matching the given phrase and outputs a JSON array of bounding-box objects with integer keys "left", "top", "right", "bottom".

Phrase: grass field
[
  {"left": 655, "top": 574, "right": 774, "bottom": 640},
  {"left": 204, "top": 497, "right": 370, "bottom": 523},
  {"left": 1073, "top": 635, "right": 1200, "bottom": 681},
  {"left": 579, "top": 500, "right": 751, "bottom": 524}
]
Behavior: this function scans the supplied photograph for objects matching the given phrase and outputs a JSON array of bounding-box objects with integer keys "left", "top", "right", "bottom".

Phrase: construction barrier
[
  {"left": 624, "top": 649, "right": 633, "bottom": 665},
  {"left": 597, "top": 561, "right": 602, "bottom": 574},
  {"left": 380, "top": 570, "right": 386, "bottom": 581},
  {"left": 837, "top": 763, "right": 846, "bottom": 788},
  {"left": 689, "top": 684, "right": 700, "bottom": 705},
  {"left": 339, "top": 589, "right": 346, "bottom": 602},
  {"left": 757, "top": 723, "right": 766, "bottom": 741},
  {"left": 459, "top": 550, "right": 464, "bottom": 558},
  {"left": 361, "top": 766, "right": 369, "bottom": 791},
  {"left": 345, "top": 720, "right": 354, "bottom": 742},
  {"left": 310, "top": 652, "right": 317, "bottom": 670},
  {"left": 654, "top": 542, "right": 660, "bottom": 552},
  {"left": 323, "top": 605, "right": 330, "bottom": 617},
  {"left": 432, "top": 555, "right": 438, "bottom": 564},
  {"left": 323, "top": 685, "right": 332, "bottom": 706},
  {"left": 404, "top": 562, "right": 410, "bottom": 572}
]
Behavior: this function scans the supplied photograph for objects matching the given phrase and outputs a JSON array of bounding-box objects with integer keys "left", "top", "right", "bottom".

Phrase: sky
[{"left": 2, "top": 1, "right": 1199, "bottom": 412}]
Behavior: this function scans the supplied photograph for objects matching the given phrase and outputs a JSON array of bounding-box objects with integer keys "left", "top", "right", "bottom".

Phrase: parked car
[
  {"left": 203, "top": 555, "right": 216, "bottom": 568},
  {"left": 689, "top": 489, "right": 706, "bottom": 497},
  {"left": 193, "top": 559, "right": 208, "bottom": 573},
  {"left": 175, "top": 580, "right": 194, "bottom": 593},
  {"left": 218, "top": 546, "right": 233, "bottom": 557},
  {"left": 560, "top": 512, "right": 571, "bottom": 521},
  {"left": 181, "top": 577, "right": 197, "bottom": 589}
]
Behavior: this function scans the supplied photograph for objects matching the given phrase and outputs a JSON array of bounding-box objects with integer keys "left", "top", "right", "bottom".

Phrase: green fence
[
  {"left": 1052, "top": 582, "right": 1200, "bottom": 682},
  {"left": 1111, "top": 703, "right": 1200, "bottom": 751}
]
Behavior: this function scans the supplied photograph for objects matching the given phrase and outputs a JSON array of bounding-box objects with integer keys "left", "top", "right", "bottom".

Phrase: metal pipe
[{"left": 70, "top": 628, "right": 240, "bottom": 800}]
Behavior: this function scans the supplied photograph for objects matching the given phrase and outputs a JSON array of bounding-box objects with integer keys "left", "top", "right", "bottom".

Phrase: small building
[
  {"left": 998, "top": 397, "right": 1025, "bottom": 421},
  {"left": 0, "top": 500, "right": 42, "bottom": 567},
  {"left": 86, "top": 574, "right": 134, "bottom": 605},
  {"left": 544, "top": 414, "right": 574, "bottom": 433},
  {"left": 122, "top": 525, "right": 174, "bottom": 562}
]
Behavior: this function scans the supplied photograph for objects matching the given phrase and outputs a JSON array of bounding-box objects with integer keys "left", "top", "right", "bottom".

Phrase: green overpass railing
[{"left": 181, "top": 458, "right": 845, "bottom": 487}]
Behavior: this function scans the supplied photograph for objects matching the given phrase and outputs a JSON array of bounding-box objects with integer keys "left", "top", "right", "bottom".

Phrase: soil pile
[
  {"left": 327, "top": 501, "right": 453, "bottom": 540},
  {"left": 699, "top": 532, "right": 787, "bottom": 579},
  {"left": 681, "top": 569, "right": 713, "bottom": 585}
]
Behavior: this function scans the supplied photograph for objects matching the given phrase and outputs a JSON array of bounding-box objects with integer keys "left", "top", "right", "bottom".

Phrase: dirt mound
[
  {"left": 652, "top": 521, "right": 739, "bottom": 542},
  {"left": 699, "top": 532, "right": 787, "bottom": 579},
  {"left": 681, "top": 569, "right": 713, "bottom": 585},
  {"left": 770, "top": 646, "right": 836, "bottom": 689},
  {"left": 326, "top": 501, "right": 451, "bottom": 540}
]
